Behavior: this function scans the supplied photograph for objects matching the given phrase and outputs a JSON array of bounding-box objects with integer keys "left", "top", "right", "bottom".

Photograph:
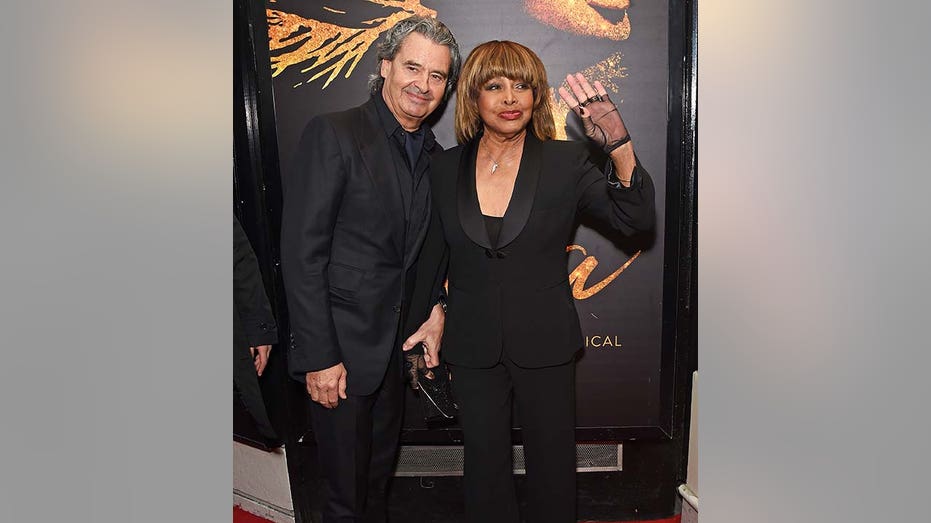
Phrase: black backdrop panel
[{"left": 265, "top": 0, "right": 670, "bottom": 435}]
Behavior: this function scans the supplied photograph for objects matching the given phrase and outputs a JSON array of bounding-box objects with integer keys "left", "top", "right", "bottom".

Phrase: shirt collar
[{"left": 371, "top": 94, "right": 436, "bottom": 149}]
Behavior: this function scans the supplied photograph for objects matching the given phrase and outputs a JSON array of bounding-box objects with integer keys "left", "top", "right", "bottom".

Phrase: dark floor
[
  {"left": 293, "top": 470, "right": 679, "bottom": 522},
  {"left": 289, "top": 429, "right": 681, "bottom": 522},
  {"left": 385, "top": 472, "right": 680, "bottom": 523}
]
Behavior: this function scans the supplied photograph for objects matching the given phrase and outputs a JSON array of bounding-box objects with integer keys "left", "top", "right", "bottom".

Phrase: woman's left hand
[{"left": 558, "top": 73, "right": 629, "bottom": 151}]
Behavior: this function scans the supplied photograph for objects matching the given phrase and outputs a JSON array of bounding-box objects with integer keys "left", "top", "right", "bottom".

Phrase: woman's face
[{"left": 477, "top": 76, "right": 534, "bottom": 138}]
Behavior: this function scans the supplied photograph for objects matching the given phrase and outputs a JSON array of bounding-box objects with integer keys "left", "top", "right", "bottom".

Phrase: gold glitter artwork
[
  {"left": 551, "top": 53, "right": 628, "bottom": 140},
  {"left": 524, "top": 0, "right": 631, "bottom": 40},
  {"left": 267, "top": 0, "right": 437, "bottom": 89},
  {"left": 567, "top": 245, "right": 641, "bottom": 299}
]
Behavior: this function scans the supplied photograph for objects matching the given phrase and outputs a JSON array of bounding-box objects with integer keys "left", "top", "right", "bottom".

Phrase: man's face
[{"left": 380, "top": 32, "right": 451, "bottom": 131}]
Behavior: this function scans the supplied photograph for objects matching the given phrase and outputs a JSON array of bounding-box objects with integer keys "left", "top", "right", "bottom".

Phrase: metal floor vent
[{"left": 394, "top": 444, "right": 622, "bottom": 477}]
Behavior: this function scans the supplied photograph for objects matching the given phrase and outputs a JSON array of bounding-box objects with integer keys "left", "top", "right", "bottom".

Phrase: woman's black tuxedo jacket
[{"left": 420, "top": 133, "right": 656, "bottom": 369}]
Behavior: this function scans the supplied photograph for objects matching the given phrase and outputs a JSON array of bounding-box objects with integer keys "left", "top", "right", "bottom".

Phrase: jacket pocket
[{"left": 328, "top": 262, "right": 365, "bottom": 302}]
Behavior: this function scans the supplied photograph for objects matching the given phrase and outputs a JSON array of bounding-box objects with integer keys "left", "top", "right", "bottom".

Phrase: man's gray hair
[{"left": 368, "top": 15, "right": 461, "bottom": 101}]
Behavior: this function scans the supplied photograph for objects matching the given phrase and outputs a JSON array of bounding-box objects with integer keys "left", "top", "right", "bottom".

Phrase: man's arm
[
  {"left": 401, "top": 201, "right": 449, "bottom": 386},
  {"left": 280, "top": 117, "right": 349, "bottom": 407},
  {"left": 403, "top": 303, "right": 445, "bottom": 369}
]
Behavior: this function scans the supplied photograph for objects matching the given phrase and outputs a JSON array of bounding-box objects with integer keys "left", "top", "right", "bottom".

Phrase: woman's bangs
[{"left": 474, "top": 45, "right": 537, "bottom": 90}]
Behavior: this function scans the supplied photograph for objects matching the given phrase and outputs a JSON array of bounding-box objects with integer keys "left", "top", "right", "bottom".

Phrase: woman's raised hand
[{"left": 557, "top": 73, "right": 630, "bottom": 151}]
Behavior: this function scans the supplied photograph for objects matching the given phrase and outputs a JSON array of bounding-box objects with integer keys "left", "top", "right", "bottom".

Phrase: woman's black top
[{"left": 482, "top": 214, "right": 504, "bottom": 248}]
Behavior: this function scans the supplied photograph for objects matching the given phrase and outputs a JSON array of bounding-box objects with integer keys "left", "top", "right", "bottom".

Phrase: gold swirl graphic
[
  {"left": 567, "top": 244, "right": 641, "bottom": 299},
  {"left": 267, "top": 0, "right": 437, "bottom": 89},
  {"left": 524, "top": 0, "right": 631, "bottom": 40}
]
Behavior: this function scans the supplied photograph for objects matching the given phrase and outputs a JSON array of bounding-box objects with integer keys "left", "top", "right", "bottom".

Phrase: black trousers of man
[{"left": 308, "top": 347, "right": 404, "bottom": 523}]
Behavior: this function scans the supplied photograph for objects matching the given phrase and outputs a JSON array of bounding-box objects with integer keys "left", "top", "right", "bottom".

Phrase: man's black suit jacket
[
  {"left": 419, "top": 132, "right": 656, "bottom": 369},
  {"left": 280, "top": 98, "right": 440, "bottom": 396}
]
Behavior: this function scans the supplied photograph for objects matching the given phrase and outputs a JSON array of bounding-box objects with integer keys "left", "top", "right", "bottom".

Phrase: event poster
[{"left": 264, "top": 0, "right": 669, "bottom": 432}]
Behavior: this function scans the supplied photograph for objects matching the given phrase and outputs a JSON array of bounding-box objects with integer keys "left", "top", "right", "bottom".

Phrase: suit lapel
[
  {"left": 497, "top": 133, "right": 541, "bottom": 248},
  {"left": 457, "top": 137, "right": 492, "bottom": 249},
  {"left": 356, "top": 100, "right": 405, "bottom": 257},
  {"left": 457, "top": 133, "right": 542, "bottom": 250}
]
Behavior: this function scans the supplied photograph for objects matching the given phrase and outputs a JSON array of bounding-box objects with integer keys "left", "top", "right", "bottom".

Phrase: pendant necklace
[{"left": 480, "top": 136, "right": 521, "bottom": 174}]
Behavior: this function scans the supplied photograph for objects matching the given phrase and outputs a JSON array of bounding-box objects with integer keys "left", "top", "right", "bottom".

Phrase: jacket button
[
  {"left": 392, "top": 305, "right": 402, "bottom": 313},
  {"left": 485, "top": 249, "right": 494, "bottom": 258},
  {"left": 259, "top": 322, "right": 268, "bottom": 330},
  {"left": 496, "top": 251, "right": 507, "bottom": 259}
]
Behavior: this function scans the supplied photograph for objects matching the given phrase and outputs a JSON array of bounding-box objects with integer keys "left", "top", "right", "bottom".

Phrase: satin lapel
[
  {"left": 497, "top": 132, "right": 542, "bottom": 248},
  {"left": 457, "top": 138, "right": 492, "bottom": 249},
  {"left": 356, "top": 101, "right": 404, "bottom": 257}
]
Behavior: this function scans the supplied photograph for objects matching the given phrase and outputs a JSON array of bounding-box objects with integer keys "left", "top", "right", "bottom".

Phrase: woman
[{"left": 418, "top": 40, "right": 655, "bottom": 522}]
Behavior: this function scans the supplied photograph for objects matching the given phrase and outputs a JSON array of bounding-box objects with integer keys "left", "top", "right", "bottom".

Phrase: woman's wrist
[{"left": 603, "top": 133, "right": 631, "bottom": 154}]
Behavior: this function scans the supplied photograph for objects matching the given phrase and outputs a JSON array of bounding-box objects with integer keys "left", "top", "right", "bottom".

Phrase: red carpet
[
  {"left": 234, "top": 505, "right": 681, "bottom": 523},
  {"left": 234, "top": 506, "right": 275, "bottom": 523}
]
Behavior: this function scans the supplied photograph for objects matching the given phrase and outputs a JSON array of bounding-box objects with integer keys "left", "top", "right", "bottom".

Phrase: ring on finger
[{"left": 579, "top": 94, "right": 603, "bottom": 107}]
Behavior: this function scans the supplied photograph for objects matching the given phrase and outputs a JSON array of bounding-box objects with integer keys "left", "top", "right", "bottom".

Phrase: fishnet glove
[
  {"left": 557, "top": 73, "right": 630, "bottom": 152},
  {"left": 404, "top": 352, "right": 434, "bottom": 390}
]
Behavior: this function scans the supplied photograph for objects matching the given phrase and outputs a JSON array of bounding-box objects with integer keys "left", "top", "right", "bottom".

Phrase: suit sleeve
[
  {"left": 575, "top": 145, "right": 656, "bottom": 234},
  {"left": 402, "top": 196, "right": 449, "bottom": 355},
  {"left": 234, "top": 215, "right": 278, "bottom": 347},
  {"left": 280, "top": 117, "right": 346, "bottom": 377}
]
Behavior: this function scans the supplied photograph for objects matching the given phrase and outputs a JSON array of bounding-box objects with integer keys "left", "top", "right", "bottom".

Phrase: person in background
[{"left": 234, "top": 214, "right": 279, "bottom": 445}]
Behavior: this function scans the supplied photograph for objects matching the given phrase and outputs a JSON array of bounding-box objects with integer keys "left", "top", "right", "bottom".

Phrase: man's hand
[
  {"left": 402, "top": 303, "right": 446, "bottom": 370},
  {"left": 249, "top": 345, "right": 272, "bottom": 376},
  {"left": 305, "top": 363, "right": 348, "bottom": 409}
]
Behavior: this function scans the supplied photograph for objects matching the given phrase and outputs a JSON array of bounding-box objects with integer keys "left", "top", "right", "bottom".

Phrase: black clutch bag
[
  {"left": 404, "top": 352, "right": 459, "bottom": 425},
  {"left": 416, "top": 364, "right": 459, "bottom": 425}
]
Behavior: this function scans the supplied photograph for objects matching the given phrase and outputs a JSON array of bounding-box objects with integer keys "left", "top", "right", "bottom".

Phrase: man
[{"left": 280, "top": 16, "right": 460, "bottom": 522}]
